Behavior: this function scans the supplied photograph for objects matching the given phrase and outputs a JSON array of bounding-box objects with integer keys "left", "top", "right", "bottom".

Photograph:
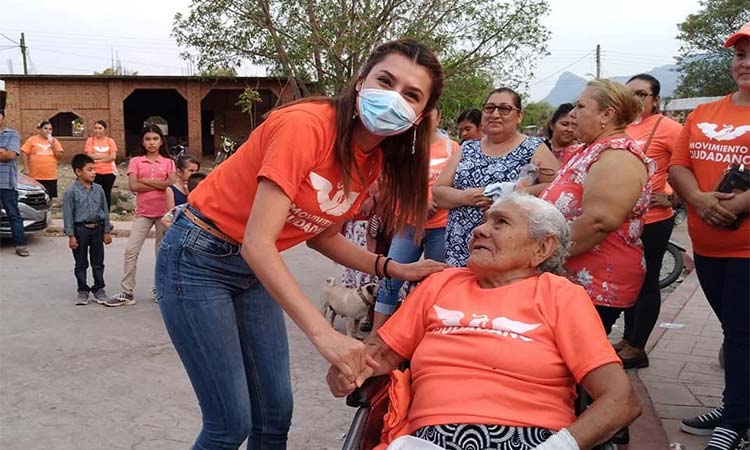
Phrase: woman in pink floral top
[{"left": 541, "top": 80, "right": 654, "bottom": 334}]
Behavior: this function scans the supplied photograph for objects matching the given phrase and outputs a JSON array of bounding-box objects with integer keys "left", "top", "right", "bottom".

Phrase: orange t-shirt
[
  {"left": 426, "top": 137, "right": 459, "bottom": 229},
  {"left": 670, "top": 95, "right": 750, "bottom": 258},
  {"left": 85, "top": 136, "right": 118, "bottom": 175},
  {"left": 189, "top": 102, "right": 383, "bottom": 250},
  {"left": 21, "top": 135, "right": 63, "bottom": 180},
  {"left": 378, "top": 269, "right": 620, "bottom": 433},
  {"left": 627, "top": 114, "right": 683, "bottom": 224}
]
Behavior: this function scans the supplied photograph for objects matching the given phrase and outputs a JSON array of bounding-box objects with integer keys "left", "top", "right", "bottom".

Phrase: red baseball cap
[{"left": 724, "top": 22, "right": 750, "bottom": 48}]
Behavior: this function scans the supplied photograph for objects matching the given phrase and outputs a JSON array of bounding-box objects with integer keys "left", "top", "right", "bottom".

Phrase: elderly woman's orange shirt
[
  {"left": 541, "top": 136, "right": 653, "bottom": 308},
  {"left": 378, "top": 269, "right": 620, "bottom": 433}
]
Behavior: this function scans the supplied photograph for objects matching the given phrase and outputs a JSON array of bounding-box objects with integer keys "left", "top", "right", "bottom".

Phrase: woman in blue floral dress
[{"left": 433, "top": 87, "right": 559, "bottom": 267}]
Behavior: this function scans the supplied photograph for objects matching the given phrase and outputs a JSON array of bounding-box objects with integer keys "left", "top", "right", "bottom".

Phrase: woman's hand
[
  {"left": 390, "top": 259, "right": 448, "bottom": 282},
  {"left": 326, "top": 364, "right": 373, "bottom": 397},
  {"left": 427, "top": 199, "right": 439, "bottom": 218},
  {"left": 649, "top": 191, "right": 672, "bottom": 208},
  {"left": 464, "top": 188, "right": 493, "bottom": 209},
  {"left": 692, "top": 191, "right": 736, "bottom": 228},
  {"left": 311, "top": 328, "right": 372, "bottom": 387},
  {"left": 719, "top": 192, "right": 750, "bottom": 218}
]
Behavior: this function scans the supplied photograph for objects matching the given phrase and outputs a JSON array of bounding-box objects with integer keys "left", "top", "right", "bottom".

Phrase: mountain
[
  {"left": 540, "top": 71, "right": 587, "bottom": 106},
  {"left": 540, "top": 65, "right": 680, "bottom": 107}
]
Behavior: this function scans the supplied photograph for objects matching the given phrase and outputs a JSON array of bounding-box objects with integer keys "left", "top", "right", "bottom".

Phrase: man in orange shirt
[
  {"left": 669, "top": 22, "right": 750, "bottom": 450},
  {"left": 328, "top": 194, "right": 641, "bottom": 450}
]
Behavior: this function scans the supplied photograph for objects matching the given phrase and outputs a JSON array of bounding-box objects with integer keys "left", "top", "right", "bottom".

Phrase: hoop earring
[{"left": 411, "top": 127, "right": 417, "bottom": 155}]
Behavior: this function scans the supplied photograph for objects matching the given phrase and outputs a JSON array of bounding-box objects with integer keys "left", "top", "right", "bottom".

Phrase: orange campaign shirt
[
  {"left": 378, "top": 269, "right": 620, "bottom": 433},
  {"left": 85, "top": 136, "right": 119, "bottom": 175},
  {"left": 670, "top": 95, "right": 750, "bottom": 258},
  {"left": 189, "top": 102, "right": 383, "bottom": 250},
  {"left": 21, "top": 135, "right": 63, "bottom": 180},
  {"left": 425, "top": 137, "right": 459, "bottom": 229},
  {"left": 627, "top": 114, "right": 683, "bottom": 224}
]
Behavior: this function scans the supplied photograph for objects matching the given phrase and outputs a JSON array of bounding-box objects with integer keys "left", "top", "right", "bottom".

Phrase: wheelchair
[{"left": 341, "top": 374, "right": 629, "bottom": 450}]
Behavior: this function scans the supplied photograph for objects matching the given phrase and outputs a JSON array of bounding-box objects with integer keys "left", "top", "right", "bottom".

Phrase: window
[{"left": 48, "top": 112, "right": 84, "bottom": 137}]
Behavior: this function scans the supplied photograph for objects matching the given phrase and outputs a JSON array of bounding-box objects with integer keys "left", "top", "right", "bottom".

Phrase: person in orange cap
[{"left": 670, "top": 21, "right": 750, "bottom": 450}]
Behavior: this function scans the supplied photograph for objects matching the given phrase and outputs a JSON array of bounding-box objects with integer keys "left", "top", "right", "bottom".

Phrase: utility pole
[
  {"left": 20, "top": 33, "right": 28, "bottom": 75},
  {"left": 595, "top": 44, "right": 601, "bottom": 79}
]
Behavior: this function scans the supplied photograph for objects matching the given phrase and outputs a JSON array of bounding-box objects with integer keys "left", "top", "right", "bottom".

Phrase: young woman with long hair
[{"left": 155, "top": 39, "right": 447, "bottom": 449}]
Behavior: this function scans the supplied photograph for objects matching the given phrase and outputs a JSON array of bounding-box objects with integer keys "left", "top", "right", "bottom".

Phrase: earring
[
  {"left": 601, "top": 123, "right": 606, "bottom": 129},
  {"left": 411, "top": 128, "right": 417, "bottom": 155}
]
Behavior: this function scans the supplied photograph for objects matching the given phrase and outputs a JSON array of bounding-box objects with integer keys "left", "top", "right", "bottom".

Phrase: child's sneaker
[
  {"left": 105, "top": 292, "right": 135, "bottom": 307},
  {"left": 92, "top": 289, "right": 108, "bottom": 305},
  {"left": 152, "top": 287, "right": 158, "bottom": 303},
  {"left": 75, "top": 292, "right": 90, "bottom": 305},
  {"left": 681, "top": 407, "right": 724, "bottom": 435}
]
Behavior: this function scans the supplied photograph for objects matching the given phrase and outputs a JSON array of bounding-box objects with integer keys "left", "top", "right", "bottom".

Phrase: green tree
[
  {"left": 93, "top": 62, "right": 138, "bottom": 76},
  {"left": 199, "top": 66, "right": 238, "bottom": 78},
  {"left": 439, "top": 71, "right": 494, "bottom": 133},
  {"left": 520, "top": 101, "right": 553, "bottom": 129},
  {"left": 674, "top": 0, "right": 750, "bottom": 97},
  {"left": 173, "top": 0, "right": 551, "bottom": 101}
]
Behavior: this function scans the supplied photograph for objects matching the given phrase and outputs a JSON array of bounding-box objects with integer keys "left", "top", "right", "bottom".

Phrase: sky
[{"left": 0, "top": 0, "right": 701, "bottom": 101}]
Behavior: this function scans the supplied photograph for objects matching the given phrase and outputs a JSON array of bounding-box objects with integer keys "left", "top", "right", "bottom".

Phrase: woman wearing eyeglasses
[
  {"left": 434, "top": 87, "right": 558, "bottom": 267},
  {"left": 540, "top": 79, "right": 653, "bottom": 335},
  {"left": 611, "top": 74, "right": 684, "bottom": 369}
]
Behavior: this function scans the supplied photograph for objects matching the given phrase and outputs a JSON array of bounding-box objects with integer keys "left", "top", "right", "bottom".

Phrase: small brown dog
[{"left": 320, "top": 277, "right": 378, "bottom": 337}]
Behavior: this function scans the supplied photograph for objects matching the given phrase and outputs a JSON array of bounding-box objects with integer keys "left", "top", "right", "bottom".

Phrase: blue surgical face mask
[{"left": 357, "top": 88, "right": 418, "bottom": 136}]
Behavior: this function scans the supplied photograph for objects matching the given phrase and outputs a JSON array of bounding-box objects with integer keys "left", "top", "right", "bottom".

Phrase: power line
[
  {"left": 1, "top": 27, "right": 176, "bottom": 44},
  {"left": 0, "top": 33, "right": 19, "bottom": 45},
  {"left": 30, "top": 46, "right": 183, "bottom": 70},
  {"left": 530, "top": 50, "right": 594, "bottom": 87}
]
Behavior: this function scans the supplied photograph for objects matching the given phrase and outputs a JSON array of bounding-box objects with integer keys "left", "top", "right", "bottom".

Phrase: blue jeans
[
  {"left": 0, "top": 188, "right": 25, "bottom": 247},
  {"left": 374, "top": 226, "right": 445, "bottom": 315},
  {"left": 694, "top": 254, "right": 749, "bottom": 433},
  {"left": 156, "top": 210, "right": 293, "bottom": 450}
]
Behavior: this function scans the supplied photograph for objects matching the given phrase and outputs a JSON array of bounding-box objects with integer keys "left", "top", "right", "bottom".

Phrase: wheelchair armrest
[{"left": 346, "top": 375, "right": 391, "bottom": 408}]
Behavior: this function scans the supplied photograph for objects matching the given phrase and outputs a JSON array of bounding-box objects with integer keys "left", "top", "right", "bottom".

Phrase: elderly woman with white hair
[{"left": 328, "top": 193, "right": 641, "bottom": 450}]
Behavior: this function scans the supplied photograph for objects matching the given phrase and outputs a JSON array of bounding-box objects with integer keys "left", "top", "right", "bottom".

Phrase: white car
[{"left": 0, "top": 174, "right": 51, "bottom": 237}]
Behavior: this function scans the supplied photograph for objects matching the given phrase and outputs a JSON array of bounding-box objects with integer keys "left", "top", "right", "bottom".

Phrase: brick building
[{"left": 0, "top": 74, "right": 297, "bottom": 161}]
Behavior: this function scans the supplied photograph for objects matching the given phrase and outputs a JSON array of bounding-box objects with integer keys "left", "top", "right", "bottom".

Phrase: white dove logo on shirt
[
  {"left": 309, "top": 172, "right": 359, "bottom": 216},
  {"left": 433, "top": 305, "right": 541, "bottom": 342},
  {"left": 697, "top": 123, "right": 750, "bottom": 141},
  {"left": 430, "top": 156, "right": 450, "bottom": 167},
  {"left": 94, "top": 145, "right": 110, "bottom": 153},
  {"left": 34, "top": 143, "right": 52, "bottom": 154}
]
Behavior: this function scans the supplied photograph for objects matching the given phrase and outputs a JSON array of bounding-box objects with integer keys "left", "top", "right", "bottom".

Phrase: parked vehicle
[
  {"left": 0, "top": 174, "right": 51, "bottom": 237},
  {"left": 660, "top": 240, "right": 686, "bottom": 289},
  {"left": 168, "top": 143, "right": 188, "bottom": 160},
  {"left": 215, "top": 135, "right": 238, "bottom": 166}
]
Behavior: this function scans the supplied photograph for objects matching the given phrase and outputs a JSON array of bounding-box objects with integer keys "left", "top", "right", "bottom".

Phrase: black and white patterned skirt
[{"left": 413, "top": 424, "right": 553, "bottom": 450}]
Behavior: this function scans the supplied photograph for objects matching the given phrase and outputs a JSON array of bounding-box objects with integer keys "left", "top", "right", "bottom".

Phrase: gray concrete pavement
[{"left": 0, "top": 235, "right": 355, "bottom": 450}]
